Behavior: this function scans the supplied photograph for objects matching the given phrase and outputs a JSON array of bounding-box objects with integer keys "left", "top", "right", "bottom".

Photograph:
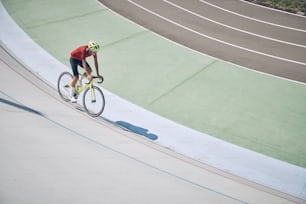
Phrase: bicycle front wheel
[
  {"left": 83, "top": 86, "right": 105, "bottom": 117},
  {"left": 57, "top": 72, "right": 73, "bottom": 102}
]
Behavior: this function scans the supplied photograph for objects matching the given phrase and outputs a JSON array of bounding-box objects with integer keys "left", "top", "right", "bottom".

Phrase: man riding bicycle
[{"left": 69, "top": 40, "right": 104, "bottom": 102}]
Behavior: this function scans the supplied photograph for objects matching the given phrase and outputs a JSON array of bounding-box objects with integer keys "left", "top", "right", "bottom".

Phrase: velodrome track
[
  {"left": 1, "top": 0, "right": 306, "bottom": 203},
  {"left": 0, "top": 21, "right": 304, "bottom": 204}
]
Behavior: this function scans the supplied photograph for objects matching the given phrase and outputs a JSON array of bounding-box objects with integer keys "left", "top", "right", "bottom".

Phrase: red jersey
[{"left": 70, "top": 45, "right": 97, "bottom": 61}]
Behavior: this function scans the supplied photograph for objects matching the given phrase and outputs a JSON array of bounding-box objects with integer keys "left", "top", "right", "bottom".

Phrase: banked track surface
[{"left": 1, "top": 42, "right": 304, "bottom": 203}]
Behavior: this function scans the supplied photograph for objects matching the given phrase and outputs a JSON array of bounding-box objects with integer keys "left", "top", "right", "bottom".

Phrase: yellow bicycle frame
[{"left": 75, "top": 80, "right": 96, "bottom": 102}]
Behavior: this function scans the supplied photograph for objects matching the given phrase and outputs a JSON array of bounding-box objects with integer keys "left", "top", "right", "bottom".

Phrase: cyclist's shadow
[{"left": 105, "top": 119, "right": 158, "bottom": 140}]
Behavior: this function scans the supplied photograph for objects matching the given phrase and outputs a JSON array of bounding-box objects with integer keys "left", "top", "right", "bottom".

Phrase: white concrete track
[{"left": 0, "top": 40, "right": 304, "bottom": 204}]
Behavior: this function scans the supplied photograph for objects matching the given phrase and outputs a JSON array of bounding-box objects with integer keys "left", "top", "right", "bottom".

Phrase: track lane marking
[
  {"left": 128, "top": 0, "right": 306, "bottom": 66},
  {"left": 164, "top": 0, "right": 306, "bottom": 48},
  {"left": 199, "top": 0, "right": 306, "bottom": 33}
]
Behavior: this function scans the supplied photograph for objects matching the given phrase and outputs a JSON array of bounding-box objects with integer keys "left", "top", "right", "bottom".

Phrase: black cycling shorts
[{"left": 70, "top": 58, "right": 90, "bottom": 77}]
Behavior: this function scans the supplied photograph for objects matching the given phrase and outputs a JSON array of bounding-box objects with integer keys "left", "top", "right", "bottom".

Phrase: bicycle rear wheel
[
  {"left": 83, "top": 86, "right": 105, "bottom": 117},
  {"left": 57, "top": 72, "right": 73, "bottom": 102}
]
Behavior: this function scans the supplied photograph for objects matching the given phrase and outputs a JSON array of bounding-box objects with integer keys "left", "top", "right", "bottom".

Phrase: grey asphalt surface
[
  {"left": 100, "top": 0, "right": 306, "bottom": 82},
  {"left": 0, "top": 39, "right": 304, "bottom": 203}
]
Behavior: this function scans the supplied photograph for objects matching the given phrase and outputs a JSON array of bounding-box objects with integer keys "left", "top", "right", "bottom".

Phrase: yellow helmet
[{"left": 88, "top": 40, "right": 100, "bottom": 52}]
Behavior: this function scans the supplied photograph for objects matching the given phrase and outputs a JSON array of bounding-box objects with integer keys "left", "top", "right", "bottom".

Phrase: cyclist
[{"left": 69, "top": 40, "right": 104, "bottom": 102}]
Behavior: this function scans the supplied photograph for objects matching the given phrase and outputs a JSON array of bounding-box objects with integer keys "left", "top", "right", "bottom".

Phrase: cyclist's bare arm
[{"left": 94, "top": 57, "right": 104, "bottom": 81}]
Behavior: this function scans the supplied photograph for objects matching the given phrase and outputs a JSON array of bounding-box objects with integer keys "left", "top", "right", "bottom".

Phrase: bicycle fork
[{"left": 90, "top": 85, "right": 96, "bottom": 103}]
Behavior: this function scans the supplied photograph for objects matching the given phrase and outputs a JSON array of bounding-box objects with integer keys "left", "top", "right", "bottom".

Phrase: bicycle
[{"left": 57, "top": 72, "right": 105, "bottom": 117}]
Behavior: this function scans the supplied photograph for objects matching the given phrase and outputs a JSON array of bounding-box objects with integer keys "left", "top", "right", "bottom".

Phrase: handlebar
[
  {"left": 92, "top": 76, "right": 104, "bottom": 84},
  {"left": 80, "top": 73, "right": 104, "bottom": 84}
]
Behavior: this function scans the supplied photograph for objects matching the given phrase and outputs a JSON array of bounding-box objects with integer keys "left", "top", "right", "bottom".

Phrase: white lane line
[
  {"left": 164, "top": 0, "right": 306, "bottom": 48},
  {"left": 199, "top": 0, "right": 306, "bottom": 33},
  {"left": 128, "top": 0, "right": 306, "bottom": 66}
]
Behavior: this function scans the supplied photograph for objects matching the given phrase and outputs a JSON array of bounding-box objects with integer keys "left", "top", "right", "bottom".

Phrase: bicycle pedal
[{"left": 91, "top": 100, "right": 96, "bottom": 103}]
